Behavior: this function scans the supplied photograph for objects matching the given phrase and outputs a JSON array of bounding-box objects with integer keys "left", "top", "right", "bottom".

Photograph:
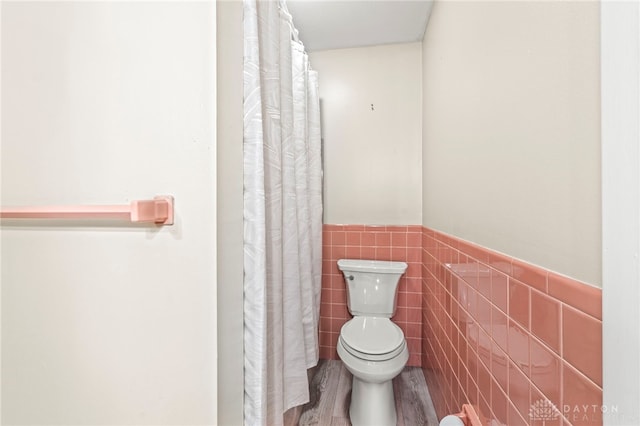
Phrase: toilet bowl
[
  {"left": 336, "top": 259, "right": 408, "bottom": 426},
  {"left": 338, "top": 318, "right": 409, "bottom": 425}
]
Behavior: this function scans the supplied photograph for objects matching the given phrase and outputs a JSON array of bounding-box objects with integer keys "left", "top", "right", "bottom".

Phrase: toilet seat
[
  {"left": 339, "top": 317, "right": 405, "bottom": 361},
  {"left": 340, "top": 337, "right": 406, "bottom": 361}
]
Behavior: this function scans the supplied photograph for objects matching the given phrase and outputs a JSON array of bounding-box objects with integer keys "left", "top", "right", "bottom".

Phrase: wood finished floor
[{"left": 297, "top": 360, "right": 439, "bottom": 426}]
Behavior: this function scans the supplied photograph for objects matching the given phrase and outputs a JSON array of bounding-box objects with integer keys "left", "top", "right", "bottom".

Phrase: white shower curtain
[{"left": 243, "top": 0, "right": 322, "bottom": 424}]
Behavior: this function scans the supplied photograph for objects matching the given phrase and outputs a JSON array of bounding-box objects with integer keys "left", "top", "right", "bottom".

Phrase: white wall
[
  {"left": 1, "top": 2, "right": 217, "bottom": 424},
  {"left": 601, "top": 1, "right": 640, "bottom": 423},
  {"left": 216, "top": 1, "right": 244, "bottom": 425},
  {"left": 310, "top": 43, "right": 422, "bottom": 225},
  {"left": 422, "top": 1, "right": 601, "bottom": 285}
]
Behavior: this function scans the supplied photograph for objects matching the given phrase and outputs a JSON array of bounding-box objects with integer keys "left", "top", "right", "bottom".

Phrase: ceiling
[{"left": 286, "top": 0, "right": 434, "bottom": 52}]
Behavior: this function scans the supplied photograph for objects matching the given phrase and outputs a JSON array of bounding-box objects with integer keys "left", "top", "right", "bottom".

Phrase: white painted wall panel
[
  {"left": 601, "top": 1, "right": 640, "bottom": 422},
  {"left": 422, "top": 1, "right": 601, "bottom": 285},
  {"left": 1, "top": 2, "right": 217, "bottom": 424},
  {"left": 310, "top": 43, "right": 423, "bottom": 225}
]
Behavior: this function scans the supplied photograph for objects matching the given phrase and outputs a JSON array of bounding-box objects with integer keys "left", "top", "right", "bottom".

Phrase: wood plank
[
  {"left": 417, "top": 368, "right": 440, "bottom": 426},
  {"left": 299, "top": 360, "right": 342, "bottom": 426},
  {"left": 393, "top": 372, "right": 407, "bottom": 426},
  {"left": 330, "top": 416, "right": 352, "bottom": 426},
  {"left": 332, "top": 362, "right": 352, "bottom": 420},
  {"left": 394, "top": 367, "right": 440, "bottom": 426},
  {"left": 297, "top": 361, "right": 439, "bottom": 426},
  {"left": 283, "top": 405, "right": 302, "bottom": 426}
]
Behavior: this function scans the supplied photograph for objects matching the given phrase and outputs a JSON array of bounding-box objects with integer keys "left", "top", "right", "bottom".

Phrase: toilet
[{"left": 336, "top": 259, "right": 409, "bottom": 426}]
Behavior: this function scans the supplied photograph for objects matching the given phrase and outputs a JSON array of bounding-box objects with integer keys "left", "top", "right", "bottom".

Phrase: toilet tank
[{"left": 337, "top": 259, "right": 408, "bottom": 317}]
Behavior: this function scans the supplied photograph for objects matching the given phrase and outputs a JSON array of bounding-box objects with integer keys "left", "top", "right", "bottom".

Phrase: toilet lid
[{"left": 340, "top": 317, "right": 405, "bottom": 357}]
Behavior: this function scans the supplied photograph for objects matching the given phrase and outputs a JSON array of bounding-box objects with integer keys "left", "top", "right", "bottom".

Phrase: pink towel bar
[{"left": 0, "top": 195, "right": 174, "bottom": 225}]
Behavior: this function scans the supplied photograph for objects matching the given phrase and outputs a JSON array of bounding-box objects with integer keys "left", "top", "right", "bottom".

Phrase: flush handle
[{"left": 346, "top": 275, "right": 354, "bottom": 281}]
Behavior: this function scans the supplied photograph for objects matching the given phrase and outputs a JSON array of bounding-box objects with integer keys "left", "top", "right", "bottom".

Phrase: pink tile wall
[
  {"left": 421, "top": 227, "right": 603, "bottom": 426},
  {"left": 320, "top": 224, "right": 423, "bottom": 366},
  {"left": 320, "top": 224, "right": 602, "bottom": 426}
]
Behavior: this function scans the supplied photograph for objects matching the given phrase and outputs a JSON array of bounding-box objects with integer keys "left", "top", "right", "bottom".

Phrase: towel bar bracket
[{"left": 131, "top": 196, "right": 174, "bottom": 225}]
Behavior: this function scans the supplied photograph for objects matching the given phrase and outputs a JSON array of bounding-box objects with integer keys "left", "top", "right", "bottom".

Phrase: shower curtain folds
[{"left": 243, "top": 1, "right": 322, "bottom": 425}]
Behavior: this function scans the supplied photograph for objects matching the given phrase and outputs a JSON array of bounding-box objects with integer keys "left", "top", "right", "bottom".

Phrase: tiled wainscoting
[
  {"left": 320, "top": 224, "right": 603, "bottom": 426},
  {"left": 421, "top": 228, "right": 602, "bottom": 426}
]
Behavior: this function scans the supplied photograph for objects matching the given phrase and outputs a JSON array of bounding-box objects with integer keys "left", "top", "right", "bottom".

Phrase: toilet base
[{"left": 349, "top": 376, "right": 397, "bottom": 426}]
